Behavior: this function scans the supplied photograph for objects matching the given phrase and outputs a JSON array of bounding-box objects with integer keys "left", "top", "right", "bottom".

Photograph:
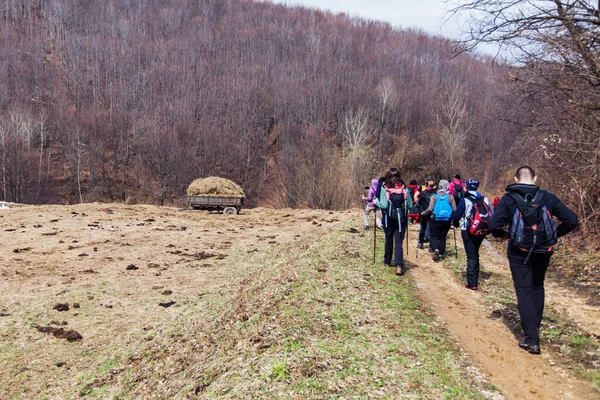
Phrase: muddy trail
[{"left": 403, "top": 225, "right": 599, "bottom": 399}]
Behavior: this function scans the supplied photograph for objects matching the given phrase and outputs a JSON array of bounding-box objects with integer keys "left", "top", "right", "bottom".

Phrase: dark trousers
[
  {"left": 418, "top": 214, "right": 431, "bottom": 244},
  {"left": 462, "top": 231, "right": 484, "bottom": 287},
  {"left": 383, "top": 218, "right": 405, "bottom": 267},
  {"left": 508, "top": 248, "right": 551, "bottom": 346},
  {"left": 429, "top": 219, "right": 451, "bottom": 255}
]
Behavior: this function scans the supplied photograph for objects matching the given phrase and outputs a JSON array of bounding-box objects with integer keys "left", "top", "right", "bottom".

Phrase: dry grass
[
  {"left": 186, "top": 177, "right": 245, "bottom": 197},
  {"left": 0, "top": 204, "right": 489, "bottom": 399}
]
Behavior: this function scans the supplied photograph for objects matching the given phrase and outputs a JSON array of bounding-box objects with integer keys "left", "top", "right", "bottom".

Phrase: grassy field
[
  {"left": 0, "top": 205, "right": 494, "bottom": 399},
  {"left": 91, "top": 224, "right": 489, "bottom": 398}
]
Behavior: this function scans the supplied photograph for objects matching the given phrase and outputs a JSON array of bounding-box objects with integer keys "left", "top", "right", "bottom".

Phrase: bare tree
[
  {"left": 436, "top": 82, "right": 472, "bottom": 173},
  {"left": 376, "top": 77, "right": 398, "bottom": 158},
  {"left": 65, "top": 130, "right": 87, "bottom": 204},
  {"left": 341, "top": 107, "right": 375, "bottom": 150},
  {"left": 451, "top": 0, "right": 600, "bottom": 233}
]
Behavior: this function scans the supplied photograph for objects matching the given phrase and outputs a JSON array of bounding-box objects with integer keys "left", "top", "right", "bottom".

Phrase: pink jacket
[{"left": 448, "top": 179, "right": 464, "bottom": 196}]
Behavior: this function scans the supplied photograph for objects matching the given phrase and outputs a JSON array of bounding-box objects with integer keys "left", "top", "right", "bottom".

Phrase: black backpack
[
  {"left": 508, "top": 190, "right": 557, "bottom": 261},
  {"left": 453, "top": 182, "right": 465, "bottom": 205},
  {"left": 419, "top": 190, "right": 434, "bottom": 213},
  {"left": 387, "top": 191, "right": 407, "bottom": 222}
]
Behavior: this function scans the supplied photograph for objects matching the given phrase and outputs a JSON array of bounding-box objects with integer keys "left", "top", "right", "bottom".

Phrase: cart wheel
[{"left": 223, "top": 207, "right": 238, "bottom": 215}]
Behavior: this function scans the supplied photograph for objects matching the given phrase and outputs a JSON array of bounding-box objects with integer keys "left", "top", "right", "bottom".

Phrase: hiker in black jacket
[
  {"left": 489, "top": 166, "right": 578, "bottom": 355},
  {"left": 417, "top": 178, "right": 436, "bottom": 250}
]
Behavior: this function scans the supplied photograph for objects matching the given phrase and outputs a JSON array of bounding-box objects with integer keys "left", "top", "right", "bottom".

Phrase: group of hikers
[{"left": 362, "top": 166, "right": 578, "bottom": 355}]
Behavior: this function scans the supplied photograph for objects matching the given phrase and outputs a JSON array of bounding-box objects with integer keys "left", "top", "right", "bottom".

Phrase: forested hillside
[{"left": 1, "top": 0, "right": 522, "bottom": 207}]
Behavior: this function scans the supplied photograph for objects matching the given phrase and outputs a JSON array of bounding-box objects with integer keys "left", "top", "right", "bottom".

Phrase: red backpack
[{"left": 467, "top": 197, "right": 492, "bottom": 236}]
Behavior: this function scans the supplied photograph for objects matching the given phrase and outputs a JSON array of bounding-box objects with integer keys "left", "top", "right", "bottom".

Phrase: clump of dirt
[
  {"left": 53, "top": 303, "right": 69, "bottom": 312},
  {"left": 81, "top": 269, "right": 97, "bottom": 274},
  {"left": 36, "top": 325, "right": 82, "bottom": 342},
  {"left": 159, "top": 301, "right": 176, "bottom": 308},
  {"left": 126, "top": 264, "right": 139, "bottom": 270}
]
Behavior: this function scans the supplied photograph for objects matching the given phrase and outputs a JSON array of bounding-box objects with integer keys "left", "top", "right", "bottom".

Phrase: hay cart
[{"left": 188, "top": 195, "right": 244, "bottom": 215}]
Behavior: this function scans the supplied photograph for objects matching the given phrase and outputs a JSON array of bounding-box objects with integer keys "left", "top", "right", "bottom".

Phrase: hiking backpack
[
  {"left": 433, "top": 194, "right": 452, "bottom": 221},
  {"left": 387, "top": 191, "right": 407, "bottom": 223},
  {"left": 467, "top": 197, "right": 492, "bottom": 236},
  {"left": 419, "top": 190, "right": 434, "bottom": 213},
  {"left": 508, "top": 190, "right": 557, "bottom": 259},
  {"left": 453, "top": 182, "right": 465, "bottom": 205}
]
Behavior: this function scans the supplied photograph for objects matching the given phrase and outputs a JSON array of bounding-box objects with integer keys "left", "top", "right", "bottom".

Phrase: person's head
[
  {"left": 409, "top": 179, "right": 417, "bottom": 186},
  {"left": 438, "top": 179, "right": 449, "bottom": 193},
  {"left": 454, "top": 173, "right": 461, "bottom": 180},
  {"left": 426, "top": 177, "right": 434, "bottom": 188},
  {"left": 466, "top": 179, "right": 480, "bottom": 191},
  {"left": 514, "top": 166, "right": 537, "bottom": 184},
  {"left": 384, "top": 168, "right": 405, "bottom": 188}
]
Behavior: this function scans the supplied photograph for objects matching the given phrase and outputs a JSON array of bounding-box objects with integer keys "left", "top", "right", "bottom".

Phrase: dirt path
[{"left": 404, "top": 226, "right": 597, "bottom": 400}]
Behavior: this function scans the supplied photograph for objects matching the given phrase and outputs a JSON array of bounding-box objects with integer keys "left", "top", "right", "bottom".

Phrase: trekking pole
[
  {"left": 405, "top": 201, "right": 409, "bottom": 256},
  {"left": 415, "top": 219, "right": 419, "bottom": 259},
  {"left": 373, "top": 208, "right": 377, "bottom": 264},
  {"left": 453, "top": 228, "right": 458, "bottom": 258},
  {"left": 362, "top": 199, "right": 367, "bottom": 229},
  {"left": 405, "top": 218, "right": 409, "bottom": 256}
]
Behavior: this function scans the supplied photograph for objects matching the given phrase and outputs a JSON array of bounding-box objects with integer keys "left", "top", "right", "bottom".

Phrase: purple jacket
[{"left": 363, "top": 179, "right": 379, "bottom": 207}]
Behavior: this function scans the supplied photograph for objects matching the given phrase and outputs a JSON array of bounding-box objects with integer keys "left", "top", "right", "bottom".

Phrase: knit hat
[
  {"left": 438, "top": 179, "right": 449, "bottom": 193},
  {"left": 466, "top": 179, "right": 480, "bottom": 191}
]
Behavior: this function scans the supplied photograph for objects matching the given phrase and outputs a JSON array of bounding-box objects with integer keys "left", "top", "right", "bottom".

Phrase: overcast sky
[{"left": 267, "top": 0, "right": 465, "bottom": 39}]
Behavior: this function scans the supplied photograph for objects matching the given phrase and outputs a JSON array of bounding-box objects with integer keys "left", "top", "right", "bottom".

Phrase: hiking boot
[
  {"left": 465, "top": 284, "right": 478, "bottom": 291},
  {"left": 438, "top": 254, "right": 444, "bottom": 261},
  {"left": 395, "top": 265, "right": 405, "bottom": 276},
  {"left": 432, "top": 249, "right": 440, "bottom": 262},
  {"left": 519, "top": 342, "right": 541, "bottom": 355},
  {"left": 417, "top": 242, "right": 424, "bottom": 249},
  {"left": 364, "top": 225, "right": 370, "bottom": 230}
]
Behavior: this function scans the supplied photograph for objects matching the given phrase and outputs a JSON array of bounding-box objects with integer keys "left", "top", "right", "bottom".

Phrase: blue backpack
[{"left": 433, "top": 194, "right": 452, "bottom": 221}]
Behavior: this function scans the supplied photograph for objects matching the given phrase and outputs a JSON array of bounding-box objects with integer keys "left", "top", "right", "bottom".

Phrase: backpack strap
[
  {"left": 531, "top": 189, "right": 546, "bottom": 205},
  {"left": 467, "top": 193, "right": 483, "bottom": 205}
]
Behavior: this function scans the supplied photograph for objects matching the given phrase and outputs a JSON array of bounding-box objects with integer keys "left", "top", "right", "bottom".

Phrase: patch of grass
[
  {"left": 570, "top": 335, "right": 593, "bottom": 348},
  {"left": 592, "top": 372, "right": 600, "bottom": 390},
  {"left": 269, "top": 358, "right": 290, "bottom": 381},
  {"left": 544, "top": 328, "right": 562, "bottom": 337}
]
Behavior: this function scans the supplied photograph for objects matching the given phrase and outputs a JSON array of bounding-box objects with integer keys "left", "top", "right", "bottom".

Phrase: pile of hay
[{"left": 186, "top": 177, "right": 245, "bottom": 198}]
